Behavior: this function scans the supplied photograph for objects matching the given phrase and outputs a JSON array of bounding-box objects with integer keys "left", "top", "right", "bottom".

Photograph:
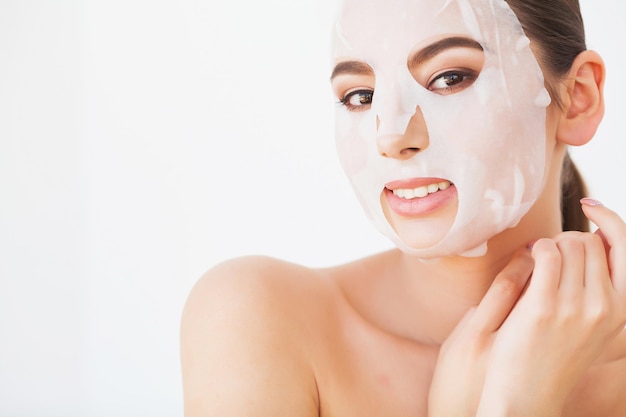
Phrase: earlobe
[{"left": 555, "top": 50, "right": 605, "bottom": 146}]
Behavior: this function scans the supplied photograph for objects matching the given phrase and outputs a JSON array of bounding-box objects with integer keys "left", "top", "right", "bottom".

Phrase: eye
[
  {"left": 339, "top": 89, "right": 374, "bottom": 112},
  {"left": 428, "top": 69, "right": 478, "bottom": 95}
]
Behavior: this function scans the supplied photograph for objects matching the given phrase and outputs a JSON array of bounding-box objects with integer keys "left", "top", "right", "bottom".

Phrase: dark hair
[{"left": 505, "top": 0, "right": 590, "bottom": 232}]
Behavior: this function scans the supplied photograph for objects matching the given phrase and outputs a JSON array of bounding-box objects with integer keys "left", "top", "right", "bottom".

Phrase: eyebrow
[
  {"left": 330, "top": 37, "right": 483, "bottom": 81},
  {"left": 330, "top": 61, "right": 374, "bottom": 81},
  {"left": 408, "top": 36, "right": 484, "bottom": 69}
]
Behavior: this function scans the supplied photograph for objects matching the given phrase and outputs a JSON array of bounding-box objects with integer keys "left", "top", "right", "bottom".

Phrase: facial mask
[{"left": 332, "top": 0, "right": 551, "bottom": 258}]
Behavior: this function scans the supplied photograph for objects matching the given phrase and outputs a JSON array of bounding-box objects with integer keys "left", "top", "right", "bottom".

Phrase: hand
[
  {"left": 428, "top": 249, "right": 535, "bottom": 417},
  {"left": 477, "top": 201, "right": 626, "bottom": 416}
]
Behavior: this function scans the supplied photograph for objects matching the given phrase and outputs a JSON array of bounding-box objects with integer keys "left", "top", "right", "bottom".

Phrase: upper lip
[{"left": 384, "top": 177, "right": 452, "bottom": 190}]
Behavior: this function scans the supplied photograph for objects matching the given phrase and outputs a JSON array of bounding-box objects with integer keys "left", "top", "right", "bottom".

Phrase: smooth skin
[{"left": 180, "top": 51, "right": 626, "bottom": 416}]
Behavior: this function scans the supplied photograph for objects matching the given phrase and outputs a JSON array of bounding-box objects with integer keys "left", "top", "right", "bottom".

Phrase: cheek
[{"left": 335, "top": 110, "right": 377, "bottom": 177}]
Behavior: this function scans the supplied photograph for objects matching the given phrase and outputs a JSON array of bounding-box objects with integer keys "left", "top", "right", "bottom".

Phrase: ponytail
[{"left": 561, "top": 152, "right": 589, "bottom": 232}]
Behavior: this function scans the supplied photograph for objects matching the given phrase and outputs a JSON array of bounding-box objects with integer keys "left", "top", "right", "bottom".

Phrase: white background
[{"left": 1, "top": 1, "right": 624, "bottom": 416}]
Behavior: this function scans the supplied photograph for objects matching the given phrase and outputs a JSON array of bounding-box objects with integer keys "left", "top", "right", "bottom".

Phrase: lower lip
[{"left": 384, "top": 185, "right": 457, "bottom": 217}]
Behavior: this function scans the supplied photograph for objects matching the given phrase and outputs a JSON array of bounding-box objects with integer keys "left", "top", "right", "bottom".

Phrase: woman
[{"left": 181, "top": 0, "right": 626, "bottom": 415}]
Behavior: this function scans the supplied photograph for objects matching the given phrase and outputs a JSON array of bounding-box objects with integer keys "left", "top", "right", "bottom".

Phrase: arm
[{"left": 180, "top": 257, "right": 319, "bottom": 417}]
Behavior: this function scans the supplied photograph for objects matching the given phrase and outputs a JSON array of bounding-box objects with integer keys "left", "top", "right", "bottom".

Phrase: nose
[{"left": 376, "top": 105, "right": 430, "bottom": 160}]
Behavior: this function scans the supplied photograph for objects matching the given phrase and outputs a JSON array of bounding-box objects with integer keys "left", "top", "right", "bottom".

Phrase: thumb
[{"left": 470, "top": 248, "right": 534, "bottom": 335}]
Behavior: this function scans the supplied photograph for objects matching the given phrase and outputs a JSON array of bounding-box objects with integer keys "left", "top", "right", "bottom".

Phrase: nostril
[{"left": 401, "top": 147, "right": 421, "bottom": 156}]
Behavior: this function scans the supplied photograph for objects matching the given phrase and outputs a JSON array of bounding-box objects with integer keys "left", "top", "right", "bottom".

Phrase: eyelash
[
  {"left": 338, "top": 89, "right": 374, "bottom": 112},
  {"left": 337, "top": 69, "right": 478, "bottom": 111},
  {"left": 427, "top": 69, "right": 478, "bottom": 94}
]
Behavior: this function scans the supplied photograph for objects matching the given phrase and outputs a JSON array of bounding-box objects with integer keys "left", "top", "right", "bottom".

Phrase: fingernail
[{"left": 580, "top": 198, "right": 603, "bottom": 207}]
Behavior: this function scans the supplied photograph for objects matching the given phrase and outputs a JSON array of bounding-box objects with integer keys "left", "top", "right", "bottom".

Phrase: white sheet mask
[{"left": 332, "top": 0, "right": 551, "bottom": 258}]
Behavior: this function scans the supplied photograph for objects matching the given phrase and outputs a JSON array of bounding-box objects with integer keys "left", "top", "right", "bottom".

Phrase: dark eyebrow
[
  {"left": 408, "top": 36, "right": 484, "bottom": 69},
  {"left": 330, "top": 61, "right": 374, "bottom": 81}
]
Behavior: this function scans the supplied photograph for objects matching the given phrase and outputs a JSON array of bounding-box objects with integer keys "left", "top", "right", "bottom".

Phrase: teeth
[
  {"left": 415, "top": 186, "right": 429, "bottom": 198},
  {"left": 392, "top": 181, "right": 451, "bottom": 200}
]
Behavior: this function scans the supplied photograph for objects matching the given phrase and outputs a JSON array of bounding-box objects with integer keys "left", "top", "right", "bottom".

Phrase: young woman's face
[{"left": 331, "top": 0, "right": 552, "bottom": 258}]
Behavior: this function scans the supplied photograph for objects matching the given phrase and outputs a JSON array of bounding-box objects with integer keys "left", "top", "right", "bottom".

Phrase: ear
[{"left": 555, "top": 50, "right": 605, "bottom": 146}]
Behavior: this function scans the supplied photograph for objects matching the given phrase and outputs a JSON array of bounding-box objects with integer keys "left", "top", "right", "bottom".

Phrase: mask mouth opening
[{"left": 379, "top": 179, "right": 459, "bottom": 251}]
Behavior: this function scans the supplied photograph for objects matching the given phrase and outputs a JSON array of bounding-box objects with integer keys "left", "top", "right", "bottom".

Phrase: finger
[
  {"left": 582, "top": 232, "right": 612, "bottom": 297},
  {"left": 554, "top": 234, "right": 585, "bottom": 296},
  {"left": 528, "top": 238, "right": 561, "bottom": 296},
  {"left": 471, "top": 248, "right": 533, "bottom": 334},
  {"left": 581, "top": 199, "right": 626, "bottom": 292},
  {"left": 594, "top": 228, "right": 610, "bottom": 255}
]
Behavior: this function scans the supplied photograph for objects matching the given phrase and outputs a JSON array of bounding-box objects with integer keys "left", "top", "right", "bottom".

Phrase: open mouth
[{"left": 388, "top": 180, "right": 452, "bottom": 200}]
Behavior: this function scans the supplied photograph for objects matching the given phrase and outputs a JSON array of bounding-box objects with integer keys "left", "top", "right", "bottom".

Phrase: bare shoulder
[{"left": 180, "top": 256, "right": 336, "bottom": 417}]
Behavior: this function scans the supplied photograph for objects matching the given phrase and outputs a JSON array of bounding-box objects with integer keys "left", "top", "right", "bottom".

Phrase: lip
[{"left": 383, "top": 178, "right": 457, "bottom": 217}]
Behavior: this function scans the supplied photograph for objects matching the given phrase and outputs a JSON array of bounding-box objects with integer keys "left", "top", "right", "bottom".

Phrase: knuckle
[
  {"left": 492, "top": 273, "right": 524, "bottom": 297},
  {"left": 533, "top": 237, "right": 554, "bottom": 250},
  {"left": 585, "top": 232, "right": 604, "bottom": 247},
  {"left": 557, "top": 305, "right": 580, "bottom": 324},
  {"left": 553, "top": 231, "right": 584, "bottom": 243},
  {"left": 555, "top": 235, "right": 584, "bottom": 254},
  {"left": 588, "top": 303, "right": 611, "bottom": 325},
  {"left": 528, "top": 303, "right": 555, "bottom": 325},
  {"left": 532, "top": 238, "right": 560, "bottom": 261}
]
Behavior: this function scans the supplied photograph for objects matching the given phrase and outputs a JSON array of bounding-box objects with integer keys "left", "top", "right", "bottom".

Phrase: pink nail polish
[{"left": 580, "top": 198, "right": 603, "bottom": 207}]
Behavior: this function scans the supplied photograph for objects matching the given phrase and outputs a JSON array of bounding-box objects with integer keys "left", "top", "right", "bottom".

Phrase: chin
[{"left": 391, "top": 217, "right": 453, "bottom": 251}]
